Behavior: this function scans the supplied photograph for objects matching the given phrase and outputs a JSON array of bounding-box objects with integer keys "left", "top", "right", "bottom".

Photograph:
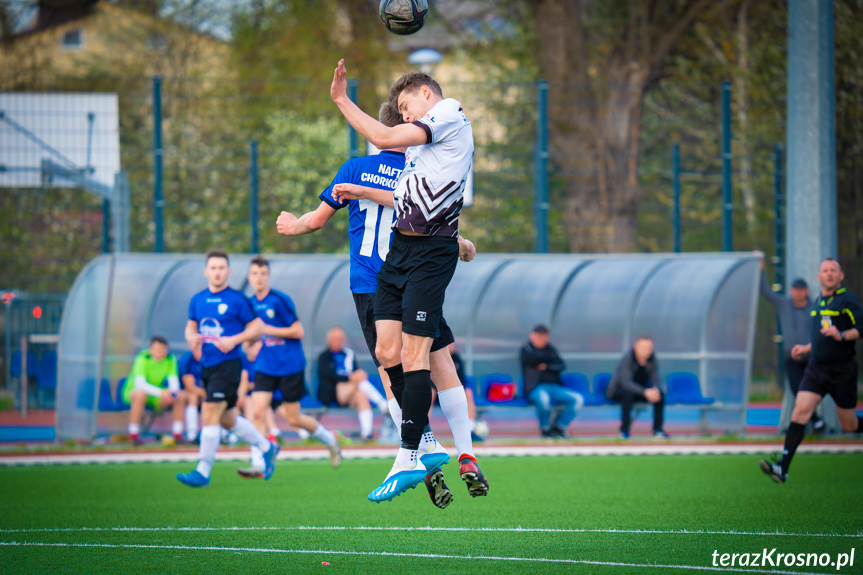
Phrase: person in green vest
[{"left": 124, "top": 335, "right": 186, "bottom": 444}]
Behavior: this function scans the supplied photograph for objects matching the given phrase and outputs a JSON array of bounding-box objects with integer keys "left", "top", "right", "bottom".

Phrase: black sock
[
  {"left": 400, "top": 369, "right": 432, "bottom": 450},
  {"left": 857, "top": 417, "right": 863, "bottom": 433},
  {"left": 779, "top": 421, "right": 806, "bottom": 474},
  {"left": 385, "top": 364, "right": 405, "bottom": 408}
]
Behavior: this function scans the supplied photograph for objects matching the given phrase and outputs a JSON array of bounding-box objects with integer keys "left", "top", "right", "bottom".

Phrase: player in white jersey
[
  {"left": 277, "top": 102, "right": 484, "bottom": 508},
  {"left": 331, "top": 61, "right": 488, "bottom": 502}
]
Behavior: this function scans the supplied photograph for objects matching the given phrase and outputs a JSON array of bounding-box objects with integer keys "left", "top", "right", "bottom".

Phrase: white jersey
[{"left": 394, "top": 98, "right": 473, "bottom": 237}]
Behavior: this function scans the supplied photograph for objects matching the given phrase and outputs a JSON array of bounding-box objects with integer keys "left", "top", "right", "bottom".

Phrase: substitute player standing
[
  {"left": 760, "top": 258, "right": 863, "bottom": 483},
  {"left": 277, "top": 101, "right": 487, "bottom": 508},
  {"left": 331, "top": 61, "right": 486, "bottom": 502},
  {"left": 177, "top": 249, "right": 279, "bottom": 487},
  {"left": 244, "top": 256, "right": 342, "bottom": 472}
]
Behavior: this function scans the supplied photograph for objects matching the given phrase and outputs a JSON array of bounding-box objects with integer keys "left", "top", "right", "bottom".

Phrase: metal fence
[{"left": 3, "top": 72, "right": 858, "bottom": 394}]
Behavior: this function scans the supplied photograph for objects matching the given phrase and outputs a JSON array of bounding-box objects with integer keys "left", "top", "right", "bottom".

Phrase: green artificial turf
[{"left": 1, "top": 454, "right": 861, "bottom": 574}]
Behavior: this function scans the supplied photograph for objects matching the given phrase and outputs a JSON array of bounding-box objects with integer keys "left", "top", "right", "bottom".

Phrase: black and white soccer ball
[{"left": 379, "top": 0, "right": 429, "bottom": 36}]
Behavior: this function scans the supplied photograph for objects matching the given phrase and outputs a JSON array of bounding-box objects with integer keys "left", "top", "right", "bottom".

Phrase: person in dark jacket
[
  {"left": 607, "top": 336, "right": 667, "bottom": 439},
  {"left": 520, "top": 325, "right": 583, "bottom": 438}
]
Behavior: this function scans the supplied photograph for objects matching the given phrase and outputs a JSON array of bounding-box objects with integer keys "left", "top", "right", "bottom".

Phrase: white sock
[
  {"left": 438, "top": 386, "right": 474, "bottom": 459},
  {"left": 418, "top": 428, "right": 437, "bottom": 452},
  {"left": 470, "top": 419, "right": 476, "bottom": 432},
  {"left": 297, "top": 427, "right": 310, "bottom": 440},
  {"left": 395, "top": 447, "right": 418, "bottom": 469},
  {"left": 250, "top": 445, "right": 265, "bottom": 469},
  {"left": 387, "top": 398, "right": 402, "bottom": 436},
  {"left": 359, "top": 380, "right": 388, "bottom": 410},
  {"left": 269, "top": 427, "right": 281, "bottom": 438},
  {"left": 172, "top": 420, "right": 184, "bottom": 436},
  {"left": 313, "top": 423, "right": 336, "bottom": 446},
  {"left": 358, "top": 409, "right": 374, "bottom": 438},
  {"left": 128, "top": 423, "right": 140, "bottom": 435},
  {"left": 195, "top": 425, "right": 221, "bottom": 478},
  {"left": 185, "top": 405, "right": 199, "bottom": 439},
  {"left": 230, "top": 416, "right": 271, "bottom": 453}
]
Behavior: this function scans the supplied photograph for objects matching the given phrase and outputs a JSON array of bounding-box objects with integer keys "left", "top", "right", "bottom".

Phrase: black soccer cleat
[
  {"left": 759, "top": 458, "right": 787, "bottom": 484},
  {"left": 425, "top": 469, "right": 453, "bottom": 509},
  {"left": 459, "top": 455, "right": 489, "bottom": 497}
]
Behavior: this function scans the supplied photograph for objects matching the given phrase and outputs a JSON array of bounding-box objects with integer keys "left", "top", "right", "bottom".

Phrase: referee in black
[{"left": 761, "top": 258, "right": 863, "bottom": 483}]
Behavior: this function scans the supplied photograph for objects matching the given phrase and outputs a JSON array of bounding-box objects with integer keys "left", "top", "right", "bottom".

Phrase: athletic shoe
[
  {"left": 262, "top": 441, "right": 280, "bottom": 480},
  {"left": 619, "top": 431, "right": 630, "bottom": 440},
  {"left": 551, "top": 425, "right": 566, "bottom": 438},
  {"left": 130, "top": 434, "right": 144, "bottom": 446},
  {"left": 540, "top": 428, "right": 555, "bottom": 439},
  {"left": 759, "top": 458, "right": 787, "bottom": 484},
  {"left": 425, "top": 469, "right": 453, "bottom": 509},
  {"left": 237, "top": 466, "right": 264, "bottom": 479},
  {"left": 459, "top": 455, "right": 489, "bottom": 497},
  {"left": 368, "top": 459, "right": 427, "bottom": 503},
  {"left": 812, "top": 418, "right": 826, "bottom": 433},
  {"left": 327, "top": 440, "right": 342, "bottom": 468},
  {"left": 419, "top": 440, "right": 450, "bottom": 474},
  {"left": 653, "top": 430, "right": 670, "bottom": 440},
  {"left": 470, "top": 431, "right": 485, "bottom": 443},
  {"left": 176, "top": 470, "right": 209, "bottom": 487}
]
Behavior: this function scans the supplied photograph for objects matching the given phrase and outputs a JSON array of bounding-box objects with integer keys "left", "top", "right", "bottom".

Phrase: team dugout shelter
[{"left": 56, "top": 253, "right": 761, "bottom": 441}]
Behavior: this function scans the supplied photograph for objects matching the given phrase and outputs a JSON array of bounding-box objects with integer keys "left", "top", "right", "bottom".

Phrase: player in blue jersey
[
  {"left": 276, "top": 102, "right": 485, "bottom": 508},
  {"left": 244, "top": 256, "right": 342, "bottom": 472},
  {"left": 177, "top": 350, "right": 205, "bottom": 442},
  {"left": 176, "top": 248, "right": 280, "bottom": 487}
]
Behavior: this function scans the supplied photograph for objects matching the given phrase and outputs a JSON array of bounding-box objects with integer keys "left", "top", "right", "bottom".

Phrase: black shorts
[
  {"left": 798, "top": 357, "right": 858, "bottom": 409},
  {"left": 353, "top": 292, "right": 455, "bottom": 367},
  {"left": 254, "top": 371, "right": 306, "bottom": 404},
  {"left": 374, "top": 231, "right": 459, "bottom": 339},
  {"left": 202, "top": 359, "right": 242, "bottom": 409}
]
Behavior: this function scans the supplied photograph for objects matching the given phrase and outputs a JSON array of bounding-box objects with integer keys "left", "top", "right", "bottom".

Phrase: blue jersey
[
  {"left": 250, "top": 289, "right": 306, "bottom": 377},
  {"left": 177, "top": 352, "right": 203, "bottom": 388},
  {"left": 188, "top": 286, "right": 257, "bottom": 368},
  {"left": 331, "top": 348, "right": 356, "bottom": 378},
  {"left": 319, "top": 150, "right": 405, "bottom": 294},
  {"left": 241, "top": 354, "right": 256, "bottom": 384}
]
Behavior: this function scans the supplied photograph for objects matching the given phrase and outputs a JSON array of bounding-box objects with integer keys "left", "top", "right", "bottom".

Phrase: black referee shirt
[{"left": 809, "top": 287, "right": 863, "bottom": 363}]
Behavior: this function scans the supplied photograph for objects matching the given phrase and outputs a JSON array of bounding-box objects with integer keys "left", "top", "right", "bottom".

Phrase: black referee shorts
[
  {"left": 202, "top": 358, "right": 242, "bottom": 409},
  {"left": 354, "top": 293, "right": 455, "bottom": 367},
  {"left": 798, "top": 357, "right": 858, "bottom": 409},
  {"left": 374, "top": 231, "right": 459, "bottom": 339}
]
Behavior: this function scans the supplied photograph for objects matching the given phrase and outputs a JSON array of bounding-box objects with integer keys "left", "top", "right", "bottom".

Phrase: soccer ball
[
  {"left": 473, "top": 420, "right": 490, "bottom": 441},
  {"left": 379, "top": 0, "right": 429, "bottom": 36}
]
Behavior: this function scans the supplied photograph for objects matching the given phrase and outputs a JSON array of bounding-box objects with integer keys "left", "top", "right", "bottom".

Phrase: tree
[{"left": 527, "top": 0, "right": 714, "bottom": 252}]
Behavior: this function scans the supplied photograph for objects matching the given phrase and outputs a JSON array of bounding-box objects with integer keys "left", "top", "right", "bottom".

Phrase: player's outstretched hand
[
  {"left": 331, "top": 59, "right": 347, "bottom": 103},
  {"left": 458, "top": 237, "right": 476, "bottom": 262},
  {"left": 332, "top": 183, "right": 365, "bottom": 203},
  {"left": 276, "top": 211, "right": 298, "bottom": 236}
]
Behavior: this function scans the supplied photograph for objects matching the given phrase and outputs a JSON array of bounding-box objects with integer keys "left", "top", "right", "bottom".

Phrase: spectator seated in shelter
[
  {"left": 317, "top": 326, "right": 388, "bottom": 441},
  {"left": 178, "top": 349, "right": 205, "bottom": 442},
  {"left": 124, "top": 335, "right": 187, "bottom": 444},
  {"left": 607, "top": 335, "right": 668, "bottom": 440},
  {"left": 520, "top": 324, "right": 584, "bottom": 438}
]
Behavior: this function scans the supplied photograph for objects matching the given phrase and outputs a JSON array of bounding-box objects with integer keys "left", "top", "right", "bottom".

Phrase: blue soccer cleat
[
  {"left": 419, "top": 440, "right": 450, "bottom": 474},
  {"left": 177, "top": 469, "right": 209, "bottom": 487},
  {"left": 368, "top": 459, "right": 427, "bottom": 503},
  {"left": 262, "top": 441, "right": 280, "bottom": 480}
]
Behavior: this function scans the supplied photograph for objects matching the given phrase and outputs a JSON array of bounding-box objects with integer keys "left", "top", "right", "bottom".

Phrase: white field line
[
  {"left": 1, "top": 525, "right": 860, "bottom": 539},
  {"left": 0, "top": 541, "right": 844, "bottom": 575},
  {"left": 1, "top": 442, "right": 861, "bottom": 466}
]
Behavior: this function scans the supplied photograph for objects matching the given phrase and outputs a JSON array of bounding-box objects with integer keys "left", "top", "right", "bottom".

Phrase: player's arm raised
[
  {"left": 263, "top": 320, "right": 305, "bottom": 340},
  {"left": 332, "top": 184, "right": 395, "bottom": 207},
  {"left": 331, "top": 59, "right": 427, "bottom": 150},
  {"left": 276, "top": 202, "right": 337, "bottom": 236}
]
